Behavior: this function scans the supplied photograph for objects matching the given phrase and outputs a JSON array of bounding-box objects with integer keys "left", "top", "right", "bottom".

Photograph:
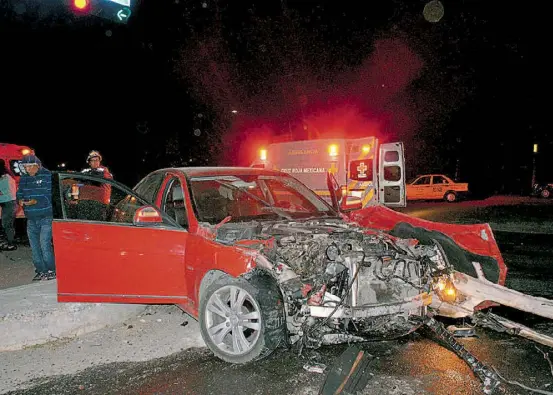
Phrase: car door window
[
  {"left": 413, "top": 176, "right": 431, "bottom": 185},
  {"left": 61, "top": 176, "right": 147, "bottom": 224},
  {"left": 433, "top": 176, "right": 449, "bottom": 184},
  {"left": 134, "top": 171, "right": 165, "bottom": 205},
  {"left": 161, "top": 178, "right": 188, "bottom": 228}
]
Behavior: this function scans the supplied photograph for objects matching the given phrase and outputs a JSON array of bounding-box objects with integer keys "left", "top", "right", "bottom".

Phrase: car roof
[{"left": 169, "top": 167, "right": 288, "bottom": 178}]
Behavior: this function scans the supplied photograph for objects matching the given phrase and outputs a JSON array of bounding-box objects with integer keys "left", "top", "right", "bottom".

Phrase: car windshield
[{"left": 189, "top": 174, "right": 337, "bottom": 224}]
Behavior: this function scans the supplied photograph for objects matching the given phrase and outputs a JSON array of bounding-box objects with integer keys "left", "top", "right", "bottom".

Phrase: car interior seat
[
  {"left": 171, "top": 185, "right": 188, "bottom": 227},
  {"left": 196, "top": 189, "right": 230, "bottom": 224}
]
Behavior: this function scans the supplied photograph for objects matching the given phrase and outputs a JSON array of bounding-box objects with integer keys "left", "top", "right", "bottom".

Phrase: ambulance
[
  {"left": 251, "top": 136, "right": 406, "bottom": 209},
  {"left": 0, "top": 143, "right": 34, "bottom": 218}
]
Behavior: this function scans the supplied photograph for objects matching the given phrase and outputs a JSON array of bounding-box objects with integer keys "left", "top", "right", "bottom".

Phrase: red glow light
[{"left": 73, "top": 0, "right": 89, "bottom": 10}]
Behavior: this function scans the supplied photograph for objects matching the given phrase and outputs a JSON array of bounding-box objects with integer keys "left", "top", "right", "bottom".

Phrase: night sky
[{"left": 1, "top": 0, "right": 550, "bottom": 194}]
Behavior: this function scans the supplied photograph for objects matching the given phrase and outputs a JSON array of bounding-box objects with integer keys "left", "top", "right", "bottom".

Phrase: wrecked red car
[{"left": 52, "top": 167, "right": 553, "bottom": 392}]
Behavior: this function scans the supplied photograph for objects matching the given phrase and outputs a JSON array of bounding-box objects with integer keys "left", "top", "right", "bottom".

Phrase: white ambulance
[{"left": 251, "top": 137, "right": 406, "bottom": 209}]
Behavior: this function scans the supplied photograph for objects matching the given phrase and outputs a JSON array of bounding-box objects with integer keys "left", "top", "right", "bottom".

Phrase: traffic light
[{"left": 72, "top": 0, "right": 90, "bottom": 12}]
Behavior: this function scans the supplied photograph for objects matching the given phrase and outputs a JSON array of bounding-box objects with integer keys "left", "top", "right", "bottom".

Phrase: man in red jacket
[
  {"left": 82, "top": 150, "right": 113, "bottom": 180},
  {"left": 81, "top": 150, "right": 113, "bottom": 205}
]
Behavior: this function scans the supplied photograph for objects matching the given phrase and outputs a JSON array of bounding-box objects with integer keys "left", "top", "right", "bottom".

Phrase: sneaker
[
  {"left": 45, "top": 271, "right": 56, "bottom": 280},
  {"left": 4, "top": 244, "right": 16, "bottom": 251},
  {"left": 32, "top": 272, "right": 44, "bottom": 281}
]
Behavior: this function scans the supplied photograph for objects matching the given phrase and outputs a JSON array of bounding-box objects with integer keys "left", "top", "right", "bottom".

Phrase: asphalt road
[
  {"left": 396, "top": 195, "right": 553, "bottom": 234},
  {"left": 4, "top": 196, "right": 553, "bottom": 395}
]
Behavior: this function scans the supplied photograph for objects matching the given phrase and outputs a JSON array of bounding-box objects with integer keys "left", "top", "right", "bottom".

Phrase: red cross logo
[{"left": 357, "top": 162, "right": 367, "bottom": 178}]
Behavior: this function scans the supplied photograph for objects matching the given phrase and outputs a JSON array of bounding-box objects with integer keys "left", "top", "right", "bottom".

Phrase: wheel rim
[
  {"left": 205, "top": 285, "right": 262, "bottom": 356},
  {"left": 543, "top": 190, "right": 550, "bottom": 198},
  {"left": 447, "top": 193, "right": 455, "bottom": 201}
]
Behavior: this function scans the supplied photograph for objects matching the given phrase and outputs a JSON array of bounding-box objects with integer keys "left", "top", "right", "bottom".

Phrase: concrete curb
[{"left": 0, "top": 281, "right": 146, "bottom": 351}]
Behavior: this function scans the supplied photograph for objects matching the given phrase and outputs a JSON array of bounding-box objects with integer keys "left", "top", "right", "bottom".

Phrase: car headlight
[
  {"left": 433, "top": 275, "right": 457, "bottom": 303},
  {"left": 326, "top": 244, "right": 340, "bottom": 261}
]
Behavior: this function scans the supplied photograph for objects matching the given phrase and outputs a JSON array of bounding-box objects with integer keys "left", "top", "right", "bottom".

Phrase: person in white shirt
[{"left": 0, "top": 159, "right": 17, "bottom": 251}]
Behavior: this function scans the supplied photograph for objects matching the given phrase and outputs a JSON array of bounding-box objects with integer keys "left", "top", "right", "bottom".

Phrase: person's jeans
[
  {"left": 0, "top": 200, "right": 16, "bottom": 245},
  {"left": 27, "top": 217, "right": 56, "bottom": 274}
]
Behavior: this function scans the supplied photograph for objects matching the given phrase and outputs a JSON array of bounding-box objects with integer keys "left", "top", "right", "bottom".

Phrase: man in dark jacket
[{"left": 17, "top": 154, "right": 56, "bottom": 281}]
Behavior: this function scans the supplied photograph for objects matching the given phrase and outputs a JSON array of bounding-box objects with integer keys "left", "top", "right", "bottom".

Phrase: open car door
[
  {"left": 52, "top": 172, "right": 190, "bottom": 305},
  {"left": 327, "top": 171, "right": 362, "bottom": 212},
  {"left": 378, "top": 142, "right": 406, "bottom": 207},
  {"left": 326, "top": 170, "right": 342, "bottom": 211}
]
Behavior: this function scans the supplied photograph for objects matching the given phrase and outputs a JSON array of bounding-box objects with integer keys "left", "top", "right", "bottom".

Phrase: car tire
[
  {"left": 199, "top": 271, "right": 286, "bottom": 364},
  {"left": 541, "top": 189, "right": 551, "bottom": 199},
  {"left": 444, "top": 191, "right": 457, "bottom": 202}
]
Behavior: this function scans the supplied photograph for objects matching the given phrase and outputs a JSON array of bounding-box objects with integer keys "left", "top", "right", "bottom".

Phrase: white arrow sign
[{"left": 117, "top": 8, "right": 129, "bottom": 20}]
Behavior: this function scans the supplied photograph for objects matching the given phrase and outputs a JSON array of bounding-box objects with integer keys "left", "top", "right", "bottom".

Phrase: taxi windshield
[{"left": 189, "top": 174, "right": 336, "bottom": 224}]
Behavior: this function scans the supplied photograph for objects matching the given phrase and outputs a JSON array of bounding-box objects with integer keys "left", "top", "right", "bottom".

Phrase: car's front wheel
[{"left": 199, "top": 272, "right": 286, "bottom": 364}]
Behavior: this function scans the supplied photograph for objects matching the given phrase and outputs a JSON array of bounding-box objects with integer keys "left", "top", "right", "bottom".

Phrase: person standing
[
  {"left": 81, "top": 150, "right": 113, "bottom": 209},
  {"left": 16, "top": 154, "right": 55, "bottom": 281},
  {"left": 0, "top": 159, "right": 17, "bottom": 251},
  {"left": 82, "top": 150, "right": 113, "bottom": 179}
]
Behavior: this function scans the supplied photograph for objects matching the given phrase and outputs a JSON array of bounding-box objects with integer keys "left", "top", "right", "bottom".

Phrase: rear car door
[
  {"left": 431, "top": 175, "right": 449, "bottom": 199},
  {"left": 52, "top": 172, "right": 189, "bottom": 304},
  {"left": 377, "top": 142, "right": 406, "bottom": 207}
]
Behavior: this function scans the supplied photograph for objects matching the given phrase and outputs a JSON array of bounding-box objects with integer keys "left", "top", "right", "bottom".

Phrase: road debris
[
  {"left": 303, "top": 362, "right": 326, "bottom": 374},
  {"left": 491, "top": 367, "right": 553, "bottom": 395},
  {"left": 535, "top": 346, "right": 553, "bottom": 379},
  {"left": 319, "top": 346, "right": 373, "bottom": 395},
  {"left": 447, "top": 324, "right": 476, "bottom": 338},
  {"left": 426, "top": 316, "right": 502, "bottom": 394}
]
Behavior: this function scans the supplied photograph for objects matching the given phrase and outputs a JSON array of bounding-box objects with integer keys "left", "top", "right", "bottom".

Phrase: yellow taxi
[{"left": 406, "top": 174, "right": 468, "bottom": 202}]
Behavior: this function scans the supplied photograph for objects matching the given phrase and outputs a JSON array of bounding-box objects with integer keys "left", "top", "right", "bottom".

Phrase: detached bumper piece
[
  {"left": 309, "top": 293, "right": 432, "bottom": 319},
  {"left": 425, "top": 316, "right": 502, "bottom": 394}
]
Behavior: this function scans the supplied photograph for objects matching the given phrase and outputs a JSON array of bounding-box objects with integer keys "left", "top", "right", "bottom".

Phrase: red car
[{"left": 52, "top": 167, "right": 508, "bottom": 364}]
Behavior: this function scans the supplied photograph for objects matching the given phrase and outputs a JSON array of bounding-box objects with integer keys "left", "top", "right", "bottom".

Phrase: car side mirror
[{"left": 133, "top": 205, "right": 163, "bottom": 225}]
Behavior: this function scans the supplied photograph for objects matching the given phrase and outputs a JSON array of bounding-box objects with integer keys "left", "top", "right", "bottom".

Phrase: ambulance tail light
[
  {"left": 21, "top": 148, "right": 33, "bottom": 156},
  {"left": 328, "top": 144, "right": 338, "bottom": 158},
  {"left": 259, "top": 149, "right": 267, "bottom": 161}
]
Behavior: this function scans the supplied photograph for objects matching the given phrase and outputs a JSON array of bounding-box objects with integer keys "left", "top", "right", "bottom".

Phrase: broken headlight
[
  {"left": 326, "top": 244, "right": 340, "bottom": 261},
  {"left": 433, "top": 275, "right": 457, "bottom": 303}
]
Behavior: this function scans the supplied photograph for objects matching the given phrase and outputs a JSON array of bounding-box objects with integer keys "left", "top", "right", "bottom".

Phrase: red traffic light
[{"left": 73, "top": 0, "right": 89, "bottom": 11}]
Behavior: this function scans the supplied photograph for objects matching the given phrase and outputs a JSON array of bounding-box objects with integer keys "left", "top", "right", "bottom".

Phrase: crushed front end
[{"left": 215, "top": 219, "right": 456, "bottom": 349}]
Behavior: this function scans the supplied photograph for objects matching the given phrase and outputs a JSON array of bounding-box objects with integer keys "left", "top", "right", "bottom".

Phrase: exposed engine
[{"left": 214, "top": 218, "right": 451, "bottom": 347}]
